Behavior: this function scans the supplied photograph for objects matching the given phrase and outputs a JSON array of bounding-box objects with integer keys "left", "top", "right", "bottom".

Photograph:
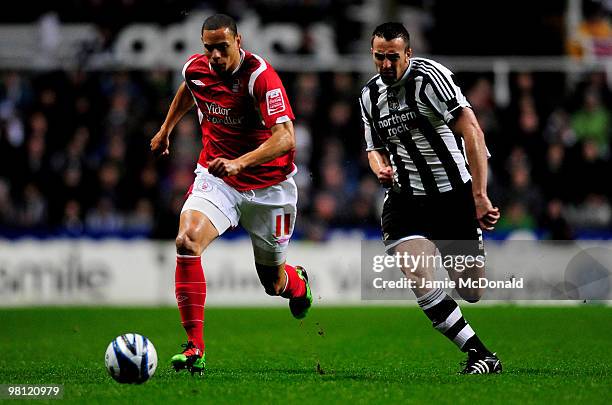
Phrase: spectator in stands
[
  {"left": 16, "top": 183, "right": 47, "bottom": 228},
  {"left": 496, "top": 200, "right": 536, "bottom": 232},
  {"left": 467, "top": 77, "right": 499, "bottom": 136},
  {"left": 515, "top": 99, "right": 547, "bottom": 168},
  {"left": 293, "top": 73, "right": 320, "bottom": 123},
  {"left": 571, "top": 90, "right": 610, "bottom": 156},
  {"left": 302, "top": 192, "right": 340, "bottom": 241},
  {"left": 125, "top": 198, "right": 154, "bottom": 234},
  {"left": 0, "top": 64, "right": 610, "bottom": 238},
  {"left": 0, "top": 179, "right": 15, "bottom": 227},
  {"left": 540, "top": 199, "right": 574, "bottom": 240},
  {"left": 573, "top": 140, "right": 610, "bottom": 201},
  {"left": 61, "top": 199, "right": 84, "bottom": 235},
  {"left": 86, "top": 197, "right": 123, "bottom": 233},
  {"left": 565, "top": 194, "right": 612, "bottom": 229},
  {"left": 347, "top": 177, "right": 381, "bottom": 228},
  {"left": 506, "top": 164, "right": 544, "bottom": 221},
  {"left": 537, "top": 143, "right": 570, "bottom": 202},
  {"left": 543, "top": 108, "right": 576, "bottom": 146}
]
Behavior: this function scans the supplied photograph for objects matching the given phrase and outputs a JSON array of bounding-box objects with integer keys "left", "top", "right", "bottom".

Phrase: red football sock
[
  {"left": 281, "top": 264, "right": 306, "bottom": 299},
  {"left": 175, "top": 255, "right": 206, "bottom": 352}
]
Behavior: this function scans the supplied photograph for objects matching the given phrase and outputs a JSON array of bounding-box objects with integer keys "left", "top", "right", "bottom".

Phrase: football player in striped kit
[{"left": 359, "top": 22, "right": 502, "bottom": 374}]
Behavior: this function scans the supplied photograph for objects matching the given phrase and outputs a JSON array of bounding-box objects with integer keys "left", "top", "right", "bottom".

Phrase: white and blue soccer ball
[{"left": 105, "top": 333, "right": 158, "bottom": 384}]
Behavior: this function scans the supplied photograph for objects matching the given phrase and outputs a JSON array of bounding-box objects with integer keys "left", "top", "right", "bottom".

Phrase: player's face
[
  {"left": 371, "top": 37, "right": 411, "bottom": 85},
  {"left": 202, "top": 28, "right": 242, "bottom": 76}
]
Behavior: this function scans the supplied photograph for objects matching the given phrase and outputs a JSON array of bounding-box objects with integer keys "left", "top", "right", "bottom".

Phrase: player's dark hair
[
  {"left": 202, "top": 14, "right": 238, "bottom": 36},
  {"left": 371, "top": 22, "right": 410, "bottom": 48}
]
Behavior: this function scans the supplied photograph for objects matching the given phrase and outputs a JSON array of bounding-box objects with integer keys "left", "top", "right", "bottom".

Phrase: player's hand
[
  {"left": 150, "top": 130, "right": 170, "bottom": 156},
  {"left": 207, "top": 158, "right": 245, "bottom": 177},
  {"left": 377, "top": 166, "right": 394, "bottom": 187},
  {"left": 474, "top": 195, "right": 500, "bottom": 231}
]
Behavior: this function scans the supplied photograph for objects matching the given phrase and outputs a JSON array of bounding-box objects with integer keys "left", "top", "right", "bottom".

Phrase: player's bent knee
[
  {"left": 401, "top": 267, "right": 432, "bottom": 283},
  {"left": 458, "top": 288, "right": 484, "bottom": 303},
  {"left": 175, "top": 233, "right": 201, "bottom": 256}
]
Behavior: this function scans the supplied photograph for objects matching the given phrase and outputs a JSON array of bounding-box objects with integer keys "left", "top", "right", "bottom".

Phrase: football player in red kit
[{"left": 150, "top": 14, "right": 312, "bottom": 375}]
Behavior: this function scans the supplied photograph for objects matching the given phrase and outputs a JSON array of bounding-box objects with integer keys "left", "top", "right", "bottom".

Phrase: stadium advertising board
[{"left": 0, "top": 239, "right": 610, "bottom": 306}]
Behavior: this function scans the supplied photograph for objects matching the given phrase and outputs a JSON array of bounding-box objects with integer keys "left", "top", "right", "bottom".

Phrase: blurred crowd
[
  {"left": 471, "top": 71, "right": 611, "bottom": 239},
  {"left": 0, "top": 67, "right": 610, "bottom": 240}
]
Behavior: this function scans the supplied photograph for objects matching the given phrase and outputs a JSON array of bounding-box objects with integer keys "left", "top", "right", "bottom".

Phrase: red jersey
[{"left": 182, "top": 50, "right": 296, "bottom": 191}]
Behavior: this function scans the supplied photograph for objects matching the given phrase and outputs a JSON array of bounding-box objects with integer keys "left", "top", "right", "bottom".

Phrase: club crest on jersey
[
  {"left": 266, "top": 88, "right": 286, "bottom": 115},
  {"left": 387, "top": 89, "right": 400, "bottom": 111}
]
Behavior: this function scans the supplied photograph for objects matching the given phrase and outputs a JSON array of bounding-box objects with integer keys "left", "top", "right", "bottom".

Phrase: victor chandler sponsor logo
[{"left": 205, "top": 102, "right": 245, "bottom": 125}]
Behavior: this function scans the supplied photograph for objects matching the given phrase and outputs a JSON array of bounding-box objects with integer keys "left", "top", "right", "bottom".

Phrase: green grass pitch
[{"left": 0, "top": 306, "right": 610, "bottom": 404}]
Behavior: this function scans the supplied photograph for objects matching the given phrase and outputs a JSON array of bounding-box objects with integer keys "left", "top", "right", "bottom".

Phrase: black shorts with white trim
[{"left": 381, "top": 180, "right": 484, "bottom": 258}]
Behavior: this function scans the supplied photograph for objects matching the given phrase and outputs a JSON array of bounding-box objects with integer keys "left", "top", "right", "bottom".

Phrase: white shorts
[{"left": 181, "top": 164, "right": 297, "bottom": 266}]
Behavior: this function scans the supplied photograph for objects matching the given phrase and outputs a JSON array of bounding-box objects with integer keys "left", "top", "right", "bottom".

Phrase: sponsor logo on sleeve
[{"left": 266, "top": 88, "right": 286, "bottom": 115}]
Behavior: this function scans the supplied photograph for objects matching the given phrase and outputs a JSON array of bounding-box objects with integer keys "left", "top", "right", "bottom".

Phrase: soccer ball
[{"left": 104, "top": 333, "right": 158, "bottom": 384}]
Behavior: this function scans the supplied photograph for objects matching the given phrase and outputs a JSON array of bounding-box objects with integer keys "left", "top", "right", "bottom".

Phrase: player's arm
[
  {"left": 151, "top": 82, "right": 194, "bottom": 156},
  {"left": 360, "top": 92, "right": 392, "bottom": 187},
  {"left": 451, "top": 107, "right": 500, "bottom": 230},
  {"left": 209, "top": 62, "right": 297, "bottom": 177},
  {"left": 207, "top": 121, "right": 295, "bottom": 177},
  {"left": 368, "top": 150, "right": 393, "bottom": 187}
]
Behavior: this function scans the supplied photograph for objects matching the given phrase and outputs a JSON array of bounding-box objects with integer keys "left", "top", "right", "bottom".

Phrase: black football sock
[{"left": 417, "top": 288, "right": 493, "bottom": 356}]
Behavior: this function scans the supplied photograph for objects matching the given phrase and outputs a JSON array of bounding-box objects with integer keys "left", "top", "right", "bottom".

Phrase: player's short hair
[
  {"left": 371, "top": 22, "right": 410, "bottom": 48},
  {"left": 202, "top": 14, "right": 238, "bottom": 36}
]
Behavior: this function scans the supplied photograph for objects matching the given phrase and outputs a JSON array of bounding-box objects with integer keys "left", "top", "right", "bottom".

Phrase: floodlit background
[
  {"left": 0, "top": 0, "right": 610, "bottom": 305},
  {"left": 0, "top": 1, "right": 611, "bottom": 403}
]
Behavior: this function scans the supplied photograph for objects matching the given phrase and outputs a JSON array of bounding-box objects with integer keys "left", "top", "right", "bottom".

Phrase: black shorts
[{"left": 381, "top": 181, "right": 484, "bottom": 258}]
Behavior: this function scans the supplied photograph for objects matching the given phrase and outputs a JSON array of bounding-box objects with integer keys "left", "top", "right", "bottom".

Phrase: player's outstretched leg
[
  {"left": 256, "top": 263, "right": 312, "bottom": 319},
  {"left": 395, "top": 238, "right": 501, "bottom": 374},
  {"left": 172, "top": 254, "right": 207, "bottom": 374},
  {"left": 172, "top": 210, "right": 219, "bottom": 375},
  {"left": 417, "top": 288, "right": 502, "bottom": 374}
]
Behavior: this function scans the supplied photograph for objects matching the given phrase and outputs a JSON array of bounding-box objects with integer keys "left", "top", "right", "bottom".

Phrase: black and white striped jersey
[{"left": 359, "top": 57, "right": 474, "bottom": 196}]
